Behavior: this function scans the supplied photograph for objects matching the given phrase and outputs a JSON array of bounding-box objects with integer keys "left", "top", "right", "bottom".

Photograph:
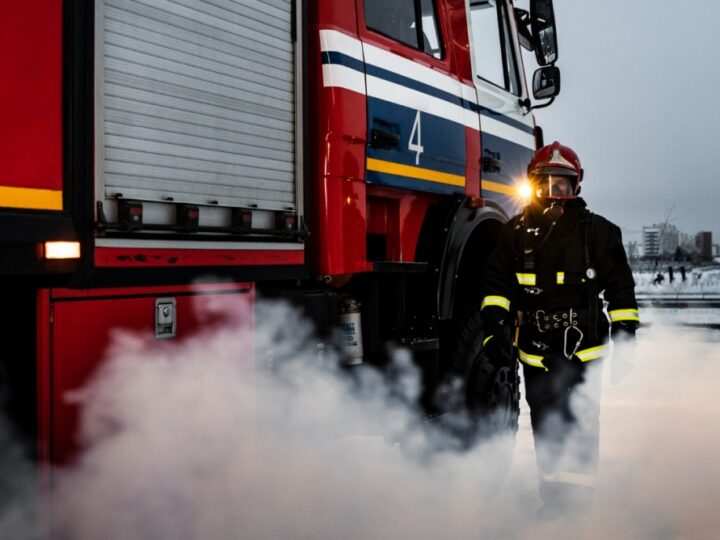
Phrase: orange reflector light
[
  {"left": 44, "top": 241, "right": 81, "bottom": 260},
  {"left": 468, "top": 196, "right": 484, "bottom": 208}
]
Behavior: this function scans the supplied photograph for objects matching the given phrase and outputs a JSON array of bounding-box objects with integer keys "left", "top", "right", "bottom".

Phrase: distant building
[
  {"left": 642, "top": 224, "right": 717, "bottom": 261},
  {"left": 642, "top": 226, "right": 660, "bottom": 258},
  {"left": 696, "top": 231, "right": 713, "bottom": 261},
  {"left": 643, "top": 223, "right": 681, "bottom": 258}
]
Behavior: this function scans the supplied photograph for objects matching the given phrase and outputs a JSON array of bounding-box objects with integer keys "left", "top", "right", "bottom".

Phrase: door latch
[
  {"left": 155, "top": 298, "right": 176, "bottom": 339},
  {"left": 482, "top": 149, "right": 502, "bottom": 173},
  {"left": 369, "top": 128, "right": 400, "bottom": 149}
]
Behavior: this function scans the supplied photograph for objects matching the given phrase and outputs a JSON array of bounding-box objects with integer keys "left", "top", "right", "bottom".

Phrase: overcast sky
[{"left": 525, "top": 0, "right": 720, "bottom": 246}]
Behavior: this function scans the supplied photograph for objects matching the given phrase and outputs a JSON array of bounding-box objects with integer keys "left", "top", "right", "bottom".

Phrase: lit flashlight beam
[
  {"left": 513, "top": 178, "right": 533, "bottom": 207},
  {"left": 516, "top": 181, "right": 532, "bottom": 202}
]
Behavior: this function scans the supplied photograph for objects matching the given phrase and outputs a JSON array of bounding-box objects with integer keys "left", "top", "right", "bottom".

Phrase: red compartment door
[{"left": 38, "top": 283, "right": 254, "bottom": 464}]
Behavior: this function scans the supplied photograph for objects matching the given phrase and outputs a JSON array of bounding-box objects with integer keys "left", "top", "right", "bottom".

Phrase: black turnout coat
[{"left": 480, "top": 198, "right": 639, "bottom": 370}]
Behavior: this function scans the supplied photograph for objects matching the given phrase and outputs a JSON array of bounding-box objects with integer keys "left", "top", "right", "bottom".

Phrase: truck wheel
[{"left": 441, "top": 303, "right": 520, "bottom": 445}]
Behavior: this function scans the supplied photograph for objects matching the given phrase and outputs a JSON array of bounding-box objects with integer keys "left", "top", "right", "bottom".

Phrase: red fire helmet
[{"left": 527, "top": 141, "right": 584, "bottom": 199}]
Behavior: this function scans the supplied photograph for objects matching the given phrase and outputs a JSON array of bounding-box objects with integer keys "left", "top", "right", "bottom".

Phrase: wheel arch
[{"left": 416, "top": 196, "right": 509, "bottom": 321}]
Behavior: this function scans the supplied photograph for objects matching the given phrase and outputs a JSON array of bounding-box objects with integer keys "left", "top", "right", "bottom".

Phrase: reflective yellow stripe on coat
[
  {"left": 542, "top": 471, "right": 595, "bottom": 488},
  {"left": 609, "top": 308, "right": 640, "bottom": 323},
  {"left": 516, "top": 273, "right": 536, "bottom": 286},
  {"left": 481, "top": 295, "right": 510, "bottom": 311},
  {"left": 575, "top": 345, "right": 608, "bottom": 362},
  {"left": 519, "top": 349, "right": 546, "bottom": 370},
  {"left": 519, "top": 344, "right": 609, "bottom": 370}
]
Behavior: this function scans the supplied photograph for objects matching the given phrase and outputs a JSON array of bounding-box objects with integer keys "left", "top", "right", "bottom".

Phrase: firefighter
[{"left": 480, "top": 141, "right": 639, "bottom": 518}]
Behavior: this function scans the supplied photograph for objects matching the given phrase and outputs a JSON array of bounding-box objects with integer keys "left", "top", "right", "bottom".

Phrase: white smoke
[
  {"left": 588, "top": 313, "right": 720, "bottom": 539},
  {"left": 48, "top": 299, "right": 519, "bottom": 540},
  {"left": 0, "top": 418, "right": 41, "bottom": 540},
  {"left": 2, "top": 301, "right": 720, "bottom": 539}
]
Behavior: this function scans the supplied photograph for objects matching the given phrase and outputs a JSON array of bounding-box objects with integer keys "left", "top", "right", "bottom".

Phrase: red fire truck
[{"left": 0, "top": 0, "right": 561, "bottom": 464}]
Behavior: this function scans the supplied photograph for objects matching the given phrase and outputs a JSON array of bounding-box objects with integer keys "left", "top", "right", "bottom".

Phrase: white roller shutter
[{"left": 96, "top": 0, "right": 296, "bottom": 217}]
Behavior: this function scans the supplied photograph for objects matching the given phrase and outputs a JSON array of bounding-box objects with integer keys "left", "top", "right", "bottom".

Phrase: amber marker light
[{"left": 43, "top": 241, "right": 81, "bottom": 260}]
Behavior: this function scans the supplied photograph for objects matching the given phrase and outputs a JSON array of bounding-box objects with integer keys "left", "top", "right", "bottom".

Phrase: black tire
[{"left": 437, "top": 303, "right": 520, "bottom": 446}]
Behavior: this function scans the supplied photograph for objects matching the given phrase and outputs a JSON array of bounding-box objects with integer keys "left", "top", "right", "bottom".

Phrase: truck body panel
[
  {"left": 468, "top": 0, "right": 536, "bottom": 208},
  {"left": 0, "top": 0, "right": 562, "bottom": 468},
  {"left": 0, "top": 2, "right": 63, "bottom": 211}
]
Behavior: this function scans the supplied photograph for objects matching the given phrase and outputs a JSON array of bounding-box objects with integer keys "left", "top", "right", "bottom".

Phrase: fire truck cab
[{"left": 0, "top": 0, "right": 561, "bottom": 463}]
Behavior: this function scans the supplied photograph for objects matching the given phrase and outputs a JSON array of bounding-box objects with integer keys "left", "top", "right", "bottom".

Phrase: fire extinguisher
[{"left": 340, "top": 297, "right": 363, "bottom": 365}]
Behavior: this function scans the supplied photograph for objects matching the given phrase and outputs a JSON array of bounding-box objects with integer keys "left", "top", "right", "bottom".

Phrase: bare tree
[{"left": 653, "top": 200, "right": 676, "bottom": 272}]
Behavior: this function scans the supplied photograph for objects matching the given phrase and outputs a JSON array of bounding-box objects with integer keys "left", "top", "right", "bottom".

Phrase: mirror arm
[
  {"left": 526, "top": 97, "right": 556, "bottom": 112},
  {"left": 518, "top": 97, "right": 556, "bottom": 115}
]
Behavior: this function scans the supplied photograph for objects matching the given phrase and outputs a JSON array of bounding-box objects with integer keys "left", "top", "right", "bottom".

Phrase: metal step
[
  {"left": 372, "top": 261, "right": 429, "bottom": 273},
  {"left": 398, "top": 337, "right": 439, "bottom": 352}
]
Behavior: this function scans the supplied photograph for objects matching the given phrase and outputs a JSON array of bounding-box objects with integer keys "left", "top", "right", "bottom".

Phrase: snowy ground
[
  {"left": 634, "top": 265, "right": 720, "bottom": 296},
  {"left": 641, "top": 306, "right": 720, "bottom": 326},
  {"left": 633, "top": 266, "right": 720, "bottom": 325}
]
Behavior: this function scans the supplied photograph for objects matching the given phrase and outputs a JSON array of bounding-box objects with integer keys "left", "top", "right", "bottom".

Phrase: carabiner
[{"left": 563, "top": 325, "right": 584, "bottom": 360}]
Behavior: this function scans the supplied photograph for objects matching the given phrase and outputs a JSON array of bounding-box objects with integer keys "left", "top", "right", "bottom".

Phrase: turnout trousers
[{"left": 522, "top": 356, "right": 603, "bottom": 509}]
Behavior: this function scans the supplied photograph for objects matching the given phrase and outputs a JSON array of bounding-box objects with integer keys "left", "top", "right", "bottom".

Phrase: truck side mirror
[
  {"left": 530, "top": 0, "right": 558, "bottom": 66},
  {"left": 532, "top": 66, "right": 560, "bottom": 99}
]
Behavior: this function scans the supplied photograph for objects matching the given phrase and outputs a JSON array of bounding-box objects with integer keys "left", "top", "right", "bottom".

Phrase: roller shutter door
[{"left": 96, "top": 0, "right": 296, "bottom": 213}]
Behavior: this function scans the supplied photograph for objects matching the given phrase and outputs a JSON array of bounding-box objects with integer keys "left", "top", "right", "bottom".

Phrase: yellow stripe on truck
[
  {"left": 367, "top": 158, "right": 465, "bottom": 187},
  {"left": 481, "top": 179, "right": 516, "bottom": 196},
  {"left": 0, "top": 185, "right": 63, "bottom": 211}
]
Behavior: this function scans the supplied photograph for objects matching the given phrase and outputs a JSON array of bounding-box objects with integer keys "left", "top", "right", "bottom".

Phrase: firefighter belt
[{"left": 526, "top": 308, "right": 588, "bottom": 333}]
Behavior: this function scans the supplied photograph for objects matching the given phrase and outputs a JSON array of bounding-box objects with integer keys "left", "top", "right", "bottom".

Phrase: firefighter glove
[
  {"left": 481, "top": 303, "right": 515, "bottom": 367},
  {"left": 611, "top": 321, "right": 638, "bottom": 385},
  {"left": 611, "top": 320, "right": 638, "bottom": 343},
  {"left": 481, "top": 305, "right": 511, "bottom": 333},
  {"left": 482, "top": 331, "right": 514, "bottom": 369}
]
